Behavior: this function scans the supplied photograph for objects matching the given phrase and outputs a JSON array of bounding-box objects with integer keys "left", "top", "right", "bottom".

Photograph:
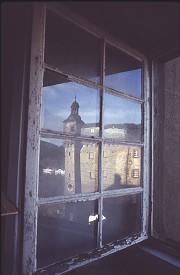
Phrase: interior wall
[
  {"left": 153, "top": 53, "right": 180, "bottom": 244},
  {"left": 163, "top": 56, "right": 180, "bottom": 243},
  {"left": 1, "top": 3, "right": 33, "bottom": 275}
]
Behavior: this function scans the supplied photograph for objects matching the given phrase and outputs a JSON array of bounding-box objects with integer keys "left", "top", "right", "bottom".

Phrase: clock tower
[
  {"left": 63, "top": 97, "right": 85, "bottom": 134},
  {"left": 63, "top": 97, "right": 84, "bottom": 195}
]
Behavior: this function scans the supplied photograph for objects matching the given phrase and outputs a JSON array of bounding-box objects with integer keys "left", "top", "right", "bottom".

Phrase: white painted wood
[
  {"left": 151, "top": 59, "right": 155, "bottom": 236},
  {"left": 142, "top": 58, "right": 150, "bottom": 234},
  {"left": 44, "top": 63, "right": 144, "bottom": 103},
  {"left": 34, "top": 233, "right": 148, "bottom": 274},
  {"left": 22, "top": 3, "right": 150, "bottom": 274},
  {"left": 22, "top": 3, "right": 46, "bottom": 274},
  {"left": 37, "top": 187, "right": 143, "bottom": 205}
]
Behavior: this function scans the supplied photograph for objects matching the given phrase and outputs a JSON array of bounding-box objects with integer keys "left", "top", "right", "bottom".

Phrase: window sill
[{"left": 137, "top": 238, "right": 180, "bottom": 268}]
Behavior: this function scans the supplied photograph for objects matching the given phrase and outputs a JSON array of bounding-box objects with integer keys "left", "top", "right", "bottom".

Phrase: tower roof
[
  {"left": 63, "top": 97, "right": 85, "bottom": 125},
  {"left": 71, "top": 98, "right": 79, "bottom": 111}
]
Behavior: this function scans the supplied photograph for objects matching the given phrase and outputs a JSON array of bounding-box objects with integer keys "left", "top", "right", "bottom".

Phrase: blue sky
[
  {"left": 41, "top": 69, "right": 141, "bottom": 131},
  {"left": 104, "top": 92, "right": 141, "bottom": 125},
  {"left": 105, "top": 69, "right": 141, "bottom": 97},
  {"left": 41, "top": 82, "right": 100, "bottom": 131}
]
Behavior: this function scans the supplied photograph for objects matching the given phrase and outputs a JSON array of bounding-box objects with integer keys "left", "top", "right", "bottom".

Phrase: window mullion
[
  {"left": 102, "top": 187, "right": 143, "bottom": 198},
  {"left": 142, "top": 58, "right": 150, "bottom": 235},
  {"left": 98, "top": 197, "right": 103, "bottom": 247},
  {"left": 97, "top": 38, "right": 106, "bottom": 248},
  {"left": 44, "top": 64, "right": 144, "bottom": 104},
  {"left": 99, "top": 38, "right": 106, "bottom": 191}
]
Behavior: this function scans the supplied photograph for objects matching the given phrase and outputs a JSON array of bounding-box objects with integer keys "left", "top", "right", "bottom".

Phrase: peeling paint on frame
[
  {"left": 22, "top": 2, "right": 150, "bottom": 274},
  {"left": 22, "top": 3, "right": 46, "bottom": 274},
  {"left": 34, "top": 233, "right": 148, "bottom": 274}
]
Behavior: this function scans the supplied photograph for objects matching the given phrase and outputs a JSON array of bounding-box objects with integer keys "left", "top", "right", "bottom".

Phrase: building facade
[{"left": 39, "top": 98, "right": 141, "bottom": 197}]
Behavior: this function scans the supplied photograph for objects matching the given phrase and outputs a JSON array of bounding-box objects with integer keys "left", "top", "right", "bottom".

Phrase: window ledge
[{"left": 137, "top": 240, "right": 180, "bottom": 268}]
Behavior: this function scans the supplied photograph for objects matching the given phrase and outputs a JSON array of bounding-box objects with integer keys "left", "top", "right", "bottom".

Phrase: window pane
[
  {"left": 102, "top": 145, "right": 141, "bottom": 191},
  {"left": 104, "top": 92, "right": 142, "bottom": 141},
  {"left": 37, "top": 200, "right": 98, "bottom": 268},
  {"left": 42, "top": 70, "right": 100, "bottom": 137},
  {"left": 105, "top": 44, "right": 142, "bottom": 97},
  {"left": 38, "top": 138, "right": 99, "bottom": 198},
  {"left": 45, "top": 10, "right": 101, "bottom": 84},
  {"left": 103, "top": 194, "right": 142, "bottom": 245}
]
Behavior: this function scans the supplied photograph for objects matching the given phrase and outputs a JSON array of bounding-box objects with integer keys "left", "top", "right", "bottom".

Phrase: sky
[
  {"left": 105, "top": 69, "right": 141, "bottom": 97},
  {"left": 41, "top": 69, "right": 142, "bottom": 132}
]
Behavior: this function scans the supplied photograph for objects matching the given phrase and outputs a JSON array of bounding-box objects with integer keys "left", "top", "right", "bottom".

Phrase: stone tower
[
  {"left": 63, "top": 97, "right": 85, "bottom": 134},
  {"left": 63, "top": 98, "right": 84, "bottom": 195}
]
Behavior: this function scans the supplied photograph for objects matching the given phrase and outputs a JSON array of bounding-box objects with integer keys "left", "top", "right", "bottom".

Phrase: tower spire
[
  {"left": 70, "top": 96, "right": 79, "bottom": 115},
  {"left": 63, "top": 97, "right": 85, "bottom": 134}
]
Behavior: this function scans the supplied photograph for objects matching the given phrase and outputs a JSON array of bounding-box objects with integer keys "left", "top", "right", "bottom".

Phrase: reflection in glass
[
  {"left": 103, "top": 194, "right": 142, "bottom": 244},
  {"left": 38, "top": 138, "right": 99, "bottom": 198},
  {"left": 38, "top": 138, "right": 65, "bottom": 198},
  {"left": 37, "top": 200, "right": 98, "bottom": 267},
  {"left": 102, "top": 145, "right": 141, "bottom": 191},
  {"left": 45, "top": 10, "right": 101, "bottom": 83},
  {"left": 104, "top": 92, "right": 142, "bottom": 141},
  {"left": 105, "top": 44, "right": 142, "bottom": 97},
  {"left": 41, "top": 70, "right": 100, "bottom": 136}
]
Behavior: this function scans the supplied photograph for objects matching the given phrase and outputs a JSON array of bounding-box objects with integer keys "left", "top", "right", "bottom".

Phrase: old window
[
  {"left": 103, "top": 151, "right": 107, "bottom": 158},
  {"left": 23, "top": 3, "right": 149, "bottom": 274},
  {"left": 133, "top": 149, "right": 139, "bottom": 158},
  {"left": 71, "top": 126, "right": 75, "bottom": 132},
  {"left": 133, "top": 169, "right": 139, "bottom": 178},
  {"left": 103, "top": 170, "right": 107, "bottom": 178},
  {"left": 89, "top": 152, "right": 94, "bottom": 159},
  {"left": 89, "top": 171, "right": 95, "bottom": 179}
]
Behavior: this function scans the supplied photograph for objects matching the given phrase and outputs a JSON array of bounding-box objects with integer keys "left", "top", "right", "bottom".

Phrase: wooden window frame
[{"left": 22, "top": 3, "right": 150, "bottom": 274}]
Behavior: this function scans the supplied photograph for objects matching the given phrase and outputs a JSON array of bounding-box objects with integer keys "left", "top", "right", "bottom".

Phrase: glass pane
[
  {"left": 41, "top": 70, "right": 100, "bottom": 137},
  {"left": 45, "top": 10, "right": 101, "bottom": 84},
  {"left": 38, "top": 138, "right": 65, "bottom": 198},
  {"left": 102, "top": 145, "right": 141, "bottom": 191},
  {"left": 103, "top": 194, "right": 142, "bottom": 245},
  {"left": 104, "top": 92, "right": 142, "bottom": 141},
  {"left": 37, "top": 200, "right": 98, "bottom": 268},
  {"left": 105, "top": 44, "right": 142, "bottom": 97},
  {"left": 38, "top": 138, "right": 99, "bottom": 198}
]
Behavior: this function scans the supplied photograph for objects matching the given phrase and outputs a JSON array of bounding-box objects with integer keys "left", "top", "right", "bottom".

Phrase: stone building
[
  {"left": 62, "top": 98, "right": 141, "bottom": 196},
  {"left": 38, "top": 98, "right": 141, "bottom": 198}
]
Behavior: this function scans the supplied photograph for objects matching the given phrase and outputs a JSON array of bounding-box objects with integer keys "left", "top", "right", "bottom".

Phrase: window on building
[
  {"left": 89, "top": 171, "right": 95, "bottom": 179},
  {"left": 103, "top": 151, "right": 107, "bottom": 158},
  {"left": 89, "top": 152, "right": 94, "bottom": 159},
  {"left": 103, "top": 170, "right": 107, "bottom": 178},
  {"left": 23, "top": 3, "right": 150, "bottom": 274},
  {"left": 71, "top": 126, "right": 75, "bottom": 132},
  {"left": 133, "top": 169, "right": 139, "bottom": 178},
  {"left": 133, "top": 149, "right": 139, "bottom": 158}
]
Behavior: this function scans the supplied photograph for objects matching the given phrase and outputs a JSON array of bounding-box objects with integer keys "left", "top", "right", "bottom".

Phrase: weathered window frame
[{"left": 22, "top": 3, "right": 150, "bottom": 274}]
